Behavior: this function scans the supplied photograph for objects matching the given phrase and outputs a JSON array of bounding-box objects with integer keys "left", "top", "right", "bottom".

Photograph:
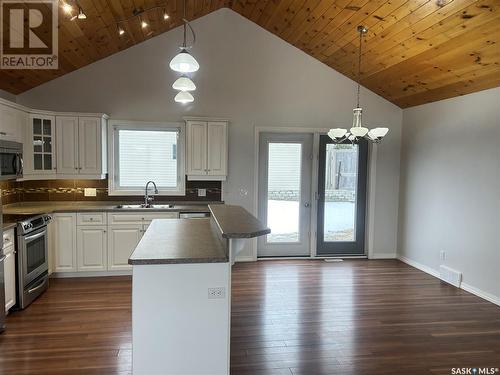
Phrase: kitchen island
[{"left": 128, "top": 204, "right": 270, "bottom": 375}]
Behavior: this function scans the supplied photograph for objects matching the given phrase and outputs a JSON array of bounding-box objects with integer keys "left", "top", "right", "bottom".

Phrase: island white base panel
[{"left": 132, "top": 263, "right": 230, "bottom": 375}]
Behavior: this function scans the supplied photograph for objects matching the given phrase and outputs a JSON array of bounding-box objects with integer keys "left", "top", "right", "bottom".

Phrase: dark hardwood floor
[{"left": 0, "top": 260, "right": 499, "bottom": 375}]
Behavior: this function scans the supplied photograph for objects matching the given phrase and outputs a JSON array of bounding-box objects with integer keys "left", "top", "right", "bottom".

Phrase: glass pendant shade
[
  {"left": 328, "top": 128, "right": 347, "bottom": 140},
  {"left": 350, "top": 126, "right": 369, "bottom": 137},
  {"left": 172, "top": 76, "right": 196, "bottom": 91},
  {"left": 169, "top": 49, "right": 199, "bottom": 73},
  {"left": 174, "top": 91, "right": 194, "bottom": 103},
  {"left": 368, "top": 127, "right": 389, "bottom": 141}
]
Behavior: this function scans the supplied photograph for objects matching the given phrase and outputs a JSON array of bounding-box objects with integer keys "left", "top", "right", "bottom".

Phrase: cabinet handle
[
  {"left": 75, "top": 167, "right": 78, "bottom": 170},
  {"left": 0, "top": 131, "right": 7, "bottom": 135}
]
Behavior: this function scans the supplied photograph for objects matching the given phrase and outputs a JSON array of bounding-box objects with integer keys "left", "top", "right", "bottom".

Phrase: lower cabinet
[
  {"left": 77, "top": 226, "right": 107, "bottom": 271},
  {"left": 53, "top": 213, "right": 77, "bottom": 272},
  {"left": 107, "top": 225, "right": 143, "bottom": 271},
  {"left": 4, "top": 245, "right": 16, "bottom": 312},
  {"left": 52, "top": 211, "right": 180, "bottom": 274}
]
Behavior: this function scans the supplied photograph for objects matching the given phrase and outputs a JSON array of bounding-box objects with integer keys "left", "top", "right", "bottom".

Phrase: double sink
[{"left": 114, "top": 204, "right": 175, "bottom": 210}]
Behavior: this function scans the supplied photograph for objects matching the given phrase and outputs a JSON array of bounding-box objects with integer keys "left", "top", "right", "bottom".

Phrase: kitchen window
[{"left": 108, "top": 121, "right": 185, "bottom": 195}]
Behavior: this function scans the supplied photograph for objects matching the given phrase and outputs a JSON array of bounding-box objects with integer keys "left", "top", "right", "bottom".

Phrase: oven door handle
[
  {"left": 25, "top": 230, "right": 46, "bottom": 242},
  {"left": 28, "top": 277, "right": 48, "bottom": 294}
]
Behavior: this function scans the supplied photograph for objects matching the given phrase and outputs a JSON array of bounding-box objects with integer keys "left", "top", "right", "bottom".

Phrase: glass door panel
[
  {"left": 258, "top": 133, "right": 312, "bottom": 257},
  {"left": 266, "top": 143, "right": 301, "bottom": 243},
  {"left": 317, "top": 136, "right": 368, "bottom": 256}
]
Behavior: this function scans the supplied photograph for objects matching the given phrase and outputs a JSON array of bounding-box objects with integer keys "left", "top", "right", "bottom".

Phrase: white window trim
[{"left": 108, "top": 120, "right": 186, "bottom": 196}]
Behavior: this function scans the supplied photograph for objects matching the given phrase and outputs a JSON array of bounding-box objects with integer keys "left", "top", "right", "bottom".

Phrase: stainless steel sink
[{"left": 114, "top": 204, "right": 174, "bottom": 210}]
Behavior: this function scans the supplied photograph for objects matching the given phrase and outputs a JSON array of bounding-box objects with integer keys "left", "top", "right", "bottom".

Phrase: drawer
[
  {"left": 107, "top": 212, "right": 180, "bottom": 225},
  {"left": 77, "top": 212, "right": 107, "bottom": 226},
  {"left": 3, "top": 229, "right": 15, "bottom": 249},
  {"left": 141, "top": 212, "right": 179, "bottom": 223},
  {"left": 107, "top": 213, "right": 146, "bottom": 225}
]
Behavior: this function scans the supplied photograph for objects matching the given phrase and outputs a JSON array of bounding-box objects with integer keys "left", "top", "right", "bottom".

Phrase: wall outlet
[
  {"left": 84, "top": 188, "right": 97, "bottom": 197},
  {"left": 198, "top": 188, "right": 206, "bottom": 197},
  {"left": 208, "top": 287, "right": 225, "bottom": 299},
  {"left": 439, "top": 251, "right": 446, "bottom": 261}
]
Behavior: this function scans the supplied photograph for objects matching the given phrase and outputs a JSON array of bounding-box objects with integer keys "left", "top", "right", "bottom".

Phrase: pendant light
[
  {"left": 328, "top": 26, "right": 389, "bottom": 144},
  {"left": 174, "top": 91, "right": 194, "bottom": 103},
  {"left": 172, "top": 76, "right": 196, "bottom": 91},
  {"left": 169, "top": 0, "right": 199, "bottom": 73}
]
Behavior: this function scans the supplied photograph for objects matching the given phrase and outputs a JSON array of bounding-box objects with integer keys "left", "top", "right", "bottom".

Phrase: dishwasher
[{"left": 179, "top": 212, "right": 210, "bottom": 219}]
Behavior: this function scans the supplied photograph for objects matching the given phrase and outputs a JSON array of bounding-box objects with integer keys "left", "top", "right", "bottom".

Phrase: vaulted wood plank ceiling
[{"left": 0, "top": 0, "right": 498, "bottom": 108}]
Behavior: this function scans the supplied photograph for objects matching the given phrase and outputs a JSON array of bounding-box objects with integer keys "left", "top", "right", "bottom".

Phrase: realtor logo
[{"left": 0, "top": 0, "right": 58, "bottom": 69}]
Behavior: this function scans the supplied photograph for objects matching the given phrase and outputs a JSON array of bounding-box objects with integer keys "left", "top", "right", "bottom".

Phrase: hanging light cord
[
  {"left": 181, "top": 0, "right": 196, "bottom": 48},
  {"left": 356, "top": 29, "right": 363, "bottom": 109}
]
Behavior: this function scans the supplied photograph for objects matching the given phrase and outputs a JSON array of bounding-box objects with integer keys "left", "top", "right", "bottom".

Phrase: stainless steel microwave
[{"left": 0, "top": 140, "right": 23, "bottom": 180}]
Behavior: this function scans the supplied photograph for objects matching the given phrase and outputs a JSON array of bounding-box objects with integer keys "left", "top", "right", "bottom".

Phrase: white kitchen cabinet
[
  {"left": 207, "top": 122, "right": 228, "bottom": 176},
  {"left": 4, "top": 245, "right": 16, "bottom": 312},
  {"left": 3, "top": 229, "right": 16, "bottom": 312},
  {"left": 56, "top": 116, "right": 107, "bottom": 177},
  {"left": 185, "top": 118, "right": 228, "bottom": 180},
  {"left": 107, "top": 225, "right": 143, "bottom": 271},
  {"left": 0, "top": 103, "right": 25, "bottom": 143},
  {"left": 77, "top": 226, "right": 107, "bottom": 271},
  {"left": 53, "top": 213, "right": 77, "bottom": 272},
  {"left": 55, "top": 116, "right": 78, "bottom": 174},
  {"left": 26, "top": 114, "right": 56, "bottom": 176},
  {"left": 186, "top": 121, "right": 207, "bottom": 176}
]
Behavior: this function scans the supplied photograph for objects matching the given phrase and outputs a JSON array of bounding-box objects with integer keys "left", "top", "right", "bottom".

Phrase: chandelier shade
[
  {"left": 174, "top": 91, "right": 194, "bottom": 103},
  {"left": 169, "top": 49, "right": 199, "bottom": 73},
  {"left": 172, "top": 76, "right": 196, "bottom": 91}
]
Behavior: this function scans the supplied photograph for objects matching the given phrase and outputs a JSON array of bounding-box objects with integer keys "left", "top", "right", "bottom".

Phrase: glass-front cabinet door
[{"left": 27, "top": 114, "right": 56, "bottom": 174}]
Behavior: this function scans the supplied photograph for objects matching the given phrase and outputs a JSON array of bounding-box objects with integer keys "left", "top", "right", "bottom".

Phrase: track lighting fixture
[{"left": 116, "top": 3, "right": 169, "bottom": 36}]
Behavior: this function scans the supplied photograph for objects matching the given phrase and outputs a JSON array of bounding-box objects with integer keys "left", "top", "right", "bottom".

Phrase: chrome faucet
[{"left": 144, "top": 181, "right": 159, "bottom": 208}]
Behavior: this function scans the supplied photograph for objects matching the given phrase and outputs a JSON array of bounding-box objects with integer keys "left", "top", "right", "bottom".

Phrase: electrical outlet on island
[
  {"left": 198, "top": 188, "right": 206, "bottom": 197},
  {"left": 84, "top": 188, "right": 97, "bottom": 197}
]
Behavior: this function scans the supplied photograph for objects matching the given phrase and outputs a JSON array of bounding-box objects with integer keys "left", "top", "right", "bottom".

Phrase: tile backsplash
[{"left": 0, "top": 178, "right": 222, "bottom": 204}]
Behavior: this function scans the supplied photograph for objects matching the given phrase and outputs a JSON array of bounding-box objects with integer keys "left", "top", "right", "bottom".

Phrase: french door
[
  {"left": 257, "top": 133, "right": 313, "bottom": 257},
  {"left": 316, "top": 135, "right": 368, "bottom": 256}
]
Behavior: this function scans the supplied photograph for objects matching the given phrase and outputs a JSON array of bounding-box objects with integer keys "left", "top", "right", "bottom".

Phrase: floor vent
[{"left": 439, "top": 265, "right": 462, "bottom": 287}]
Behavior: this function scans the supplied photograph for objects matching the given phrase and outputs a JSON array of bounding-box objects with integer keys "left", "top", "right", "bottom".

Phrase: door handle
[{"left": 304, "top": 202, "right": 310, "bottom": 208}]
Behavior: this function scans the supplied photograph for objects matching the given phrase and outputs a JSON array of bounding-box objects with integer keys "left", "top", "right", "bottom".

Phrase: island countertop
[
  {"left": 128, "top": 218, "right": 228, "bottom": 265},
  {"left": 209, "top": 204, "right": 270, "bottom": 239},
  {"left": 128, "top": 204, "right": 270, "bottom": 265}
]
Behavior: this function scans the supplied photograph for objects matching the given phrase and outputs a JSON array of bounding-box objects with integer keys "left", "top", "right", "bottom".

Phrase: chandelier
[
  {"left": 170, "top": 0, "right": 198, "bottom": 103},
  {"left": 328, "top": 26, "right": 389, "bottom": 144}
]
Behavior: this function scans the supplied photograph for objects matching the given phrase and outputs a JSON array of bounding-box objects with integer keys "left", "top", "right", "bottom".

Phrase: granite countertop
[
  {"left": 2, "top": 222, "right": 16, "bottom": 231},
  {"left": 209, "top": 204, "right": 271, "bottom": 239},
  {"left": 2, "top": 201, "right": 219, "bottom": 215},
  {"left": 129, "top": 218, "right": 228, "bottom": 265}
]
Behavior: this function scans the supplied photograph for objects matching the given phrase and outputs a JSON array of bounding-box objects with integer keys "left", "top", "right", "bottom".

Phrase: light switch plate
[
  {"left": 198, "top": 188, "right": 206, "bottom": 197},
  {"left": 84, "top": 188, "right": 97, "bottom": 197}
]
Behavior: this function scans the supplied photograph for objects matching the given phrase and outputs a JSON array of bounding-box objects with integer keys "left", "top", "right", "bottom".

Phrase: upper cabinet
[
  {"left": 26, "top": 114, "right": 56, "bottom": 175},
  {"left": 56, "top": 116, "right": 107, "bottom": 177},
  {"left": 0, "top": 103, "right": 25, "bottom": 143},
  {"left": 186, "top": 118, "right": 228, "bottom": 181}
]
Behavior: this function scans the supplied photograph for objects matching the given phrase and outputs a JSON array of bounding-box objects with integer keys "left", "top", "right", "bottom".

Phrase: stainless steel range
[{"left": 16, "top": 214, "right": 51, "bottom": 309}]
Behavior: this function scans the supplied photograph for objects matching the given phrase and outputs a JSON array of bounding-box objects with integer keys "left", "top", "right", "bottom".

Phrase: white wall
[
  {"left": 398, "top": 87, "right": 500, "bottom": 303},
  {"left": 17, "top": 8, "right": 402, "bottom": 259},
  {"left": 0, "top": 89, "right": 16, "bottom": 102}
]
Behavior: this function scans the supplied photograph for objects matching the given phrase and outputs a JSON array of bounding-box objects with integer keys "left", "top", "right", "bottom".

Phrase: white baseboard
[
  {"left": 235, "top": 255, "right": 255, "bottom": 262},
  {"left": 397, "top": 255, "right": 440, "bottom": 278},
  {"left": 461, "top": 282, "right": 500, "bottom": 306},
  {"left": 370, "top": 252, "right": 397, "bottom": 259},
  {"left": 51, "top": 270, "right": 132, "bottom": 278},
  {"left": 397, "top": 255, "right": 500, "bottom": 307}
]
